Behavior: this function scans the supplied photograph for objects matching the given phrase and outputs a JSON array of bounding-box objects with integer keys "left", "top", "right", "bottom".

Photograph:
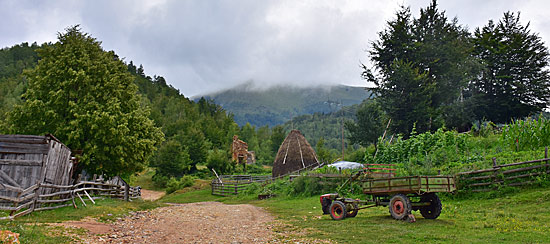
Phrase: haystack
[{"left": 272, "top": 130, "right": 319, "bottom": 177}]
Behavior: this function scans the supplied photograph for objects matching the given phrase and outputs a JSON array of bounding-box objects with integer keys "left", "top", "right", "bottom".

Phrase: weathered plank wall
[{"left": 0, "top": 135, "right": 48, "bottom": 202}]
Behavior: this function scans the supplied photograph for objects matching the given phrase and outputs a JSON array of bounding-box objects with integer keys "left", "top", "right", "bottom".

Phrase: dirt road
[{"left": 68, "top": 201, "right": 283, "bottom": 244}]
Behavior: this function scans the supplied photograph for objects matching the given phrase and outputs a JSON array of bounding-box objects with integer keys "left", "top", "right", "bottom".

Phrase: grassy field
[
  {"left": 3, "top": 168, "right": 550, "bottom": 243},
  {"left": 264, "top": 188, "right": 550, "bottom": 243},
  {"left": 163, "top": 184, "right": 550, "bottom": 243}
]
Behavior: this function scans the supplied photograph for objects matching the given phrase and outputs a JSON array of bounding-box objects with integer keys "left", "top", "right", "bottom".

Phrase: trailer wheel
[
  {"left": 347, "top": 203, "right": 358, "bottom": 218},
  {"left": 420, "top": 193, "right": 442, "bottom": 219},
  {"left": 389, "top": 194, "right": 411, "bottom": 220},
  {"left": 322, "top": 198, "right": 332, "bottom": 215},
  {"left": 330, "top": 201, "right": 347, "bottom": 220}
]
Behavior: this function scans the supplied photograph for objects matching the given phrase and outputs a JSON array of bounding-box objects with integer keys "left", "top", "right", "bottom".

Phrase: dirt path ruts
[
  {"left": 139, "top": 189, "right": 165, "bottom": 201},
  {"left": 77, "top": 202, "right": 277, "bottom": 244}
]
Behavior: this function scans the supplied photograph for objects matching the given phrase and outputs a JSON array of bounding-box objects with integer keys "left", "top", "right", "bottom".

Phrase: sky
[{"left": 1, "top": 0, "right": 549, "bottom": 97}]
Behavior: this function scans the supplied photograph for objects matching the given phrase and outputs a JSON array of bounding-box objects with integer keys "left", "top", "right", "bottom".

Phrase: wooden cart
[{"left": 320, "top": 165, "right": 456, "bottom": 221}]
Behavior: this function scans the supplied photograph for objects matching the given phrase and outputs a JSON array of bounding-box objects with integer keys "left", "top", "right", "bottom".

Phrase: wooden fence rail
[
  {"left": 211, "top": 176, "right": 266, "bottom": 196},
  {"left": 457, "top": 147, "right": 549, "bottom": 192},
  {"left": 0, "top": 176, "right": 141, "bottom": 220}
]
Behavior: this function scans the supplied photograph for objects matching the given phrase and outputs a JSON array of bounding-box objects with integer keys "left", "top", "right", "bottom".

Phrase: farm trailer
[{"left": 320, "top": 174, "right": 456, "bottom": 221}]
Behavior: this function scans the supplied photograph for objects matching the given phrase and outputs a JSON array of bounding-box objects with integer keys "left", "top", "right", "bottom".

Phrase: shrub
[
  {"left": 206, "top": 149, "right": 233, "bottom": 174},
  {"left": 166, "top": 175, "right": 194, "bottom": 194}
]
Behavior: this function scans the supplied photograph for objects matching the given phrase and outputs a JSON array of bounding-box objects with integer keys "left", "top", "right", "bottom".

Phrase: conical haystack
[{"left": 272, "top": 130, "right": 319, "bottom": 177}]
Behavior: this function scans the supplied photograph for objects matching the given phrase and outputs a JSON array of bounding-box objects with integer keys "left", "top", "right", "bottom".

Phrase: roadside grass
[
  {"left": 129, "top": 167, "right": 165, "bottom": 191},
  {"left": 251, "top": 186, "right": 550, "bottom": 243},
  {"left": 159, "top": 179, "right": 224, "bottom": 203},
  {"left": 0, "top": 198, "right": 163, "bottom": 244},
  {"left": 160, "top": 188, "right": 222, "bottom": 203}
]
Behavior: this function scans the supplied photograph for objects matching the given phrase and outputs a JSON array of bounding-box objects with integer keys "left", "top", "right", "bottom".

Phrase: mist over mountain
[{"left": 195, "top": 82, "right": 370, "bottom": 127}]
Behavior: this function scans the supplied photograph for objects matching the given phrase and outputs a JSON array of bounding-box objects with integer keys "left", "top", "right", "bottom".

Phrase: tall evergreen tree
[
  {"left": 7, "top": 26, "right": 164, "bottom": 176},
  {"left": 365, "top": 0, "right": 479, "bottom": 135},
  {"left": 472, "top": 12, "right": 550, "bottom": 122}
]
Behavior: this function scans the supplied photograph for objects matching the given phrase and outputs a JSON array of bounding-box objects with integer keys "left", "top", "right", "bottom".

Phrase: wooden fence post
[
  {"left": 545, "top": 147, "right": 548, "bottom": 159},
  {"left": 492, "top": 157, "right": 499, "bottom": 187},
  {"left": 124, "top": 183, "right": 129, "bottom": 201}
]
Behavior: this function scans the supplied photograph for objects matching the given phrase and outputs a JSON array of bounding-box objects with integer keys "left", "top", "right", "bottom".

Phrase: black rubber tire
[
  {"left": 330, "top": 201, "right": 347, "bottom": 220},
  {"left": 420, "top": 193, "right": 442, "bottom": 219},
  {"left": 347, "top": 203, "right": 358, "bottom": 218},
  {"left": 389, "top": 194, "right": 411, "bottom": 220},
  {"left": 322, "top": 198, "right": 332, "bottom": 215}
]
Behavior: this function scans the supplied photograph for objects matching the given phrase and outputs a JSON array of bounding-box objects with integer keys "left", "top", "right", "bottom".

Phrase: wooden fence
[
  {"left": 457, "top": 147, "right": 549, "bottom": 192},
  {"left": 211, "top": 162, "right": 327, "bottom": 196},
  {"left": 211, "top": 175, "right": 271, "bottom": 196},
  {"left": 0, "top": 175, "right": 140, "bottom": 220},
  {"left": 212, "top": 148, "right": 550, "bottom": 196}
]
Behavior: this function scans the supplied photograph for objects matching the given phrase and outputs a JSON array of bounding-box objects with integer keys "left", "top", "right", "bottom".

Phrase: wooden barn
[
  {"left": 272, "top": 130, "right": 319, "bottom": 177},
  {"left": 0, "top": 135, "right": 73, "bottom": 204}
]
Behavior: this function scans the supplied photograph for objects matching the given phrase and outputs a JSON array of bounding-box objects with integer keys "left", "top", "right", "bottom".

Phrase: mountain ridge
[{"left": 195, "top": 83, "right": 370, "bottom": 127}]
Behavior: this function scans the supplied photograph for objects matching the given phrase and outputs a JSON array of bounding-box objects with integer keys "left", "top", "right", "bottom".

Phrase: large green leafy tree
[
  {"left": 471, "top": 12, "right": 550, "bottom": 122},
  {"left": 7, "top": 26, "right": 164, "bottom": 176},
  {"left": 344, "top": 100, "right": 387, "bottom": 148},
  {"left": 365, "top": 1, "right": 479, "bottom": 135}
]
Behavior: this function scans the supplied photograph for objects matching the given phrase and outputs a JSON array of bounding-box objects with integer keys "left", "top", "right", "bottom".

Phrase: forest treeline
[{"left": 0, "top": 28, "right": 287, "bottom": 188}]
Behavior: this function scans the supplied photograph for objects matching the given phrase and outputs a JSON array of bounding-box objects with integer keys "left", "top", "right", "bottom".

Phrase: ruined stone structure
[{"left": 231, "top": 135, "right": 249, "bottom": 164}]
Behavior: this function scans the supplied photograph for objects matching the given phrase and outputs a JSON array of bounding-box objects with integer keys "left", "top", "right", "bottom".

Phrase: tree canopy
[
  {"left": 471, "top": 12, "right": 550, "bottom": 122},
  {"left": 7, "top": 26, "right": 164, "bottom": 176},
  {"left": 365, "top": 1, "right": 479, "bottom": 135}
]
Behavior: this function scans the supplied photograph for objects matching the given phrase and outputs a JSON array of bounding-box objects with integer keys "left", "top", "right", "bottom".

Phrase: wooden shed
[{"left": 0, "top": 134, "right": 73, "bottom": 202}]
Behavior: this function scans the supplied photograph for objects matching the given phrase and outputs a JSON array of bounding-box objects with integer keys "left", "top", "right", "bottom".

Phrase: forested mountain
[
  {"left": 197, "top": 82, "right": 370, "bottom": 127},
  {"left": 281, "top": 105, "right": 358, "bottom": 152}
]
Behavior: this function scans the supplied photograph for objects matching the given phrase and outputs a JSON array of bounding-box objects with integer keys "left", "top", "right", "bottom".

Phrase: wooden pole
[
  {"left": 492, "top": 157, "right": 498, "bottom": 186},
  {"left": 71, "top": 192, "right": 77, "bottom": 208},
  {"left": 374, "top": 119, "right": 392, "bottom": 159},
  {"left": 76, "top": 192, "right": 87, "bottom": 207},
  {"left": 124, "top": 183, "right": 129, "bottom": 201},
  {"left": 341, "top": 111, "right": 345, "bottom": 161},
  {"left": 83, "top": 190, "right": 95, "bottom": 204},
  {"left": 212, "top": 168, "right": 223, "bottom": 184},
  {"left": 545, "top": 147, "right": 548, "bottom": 158}
]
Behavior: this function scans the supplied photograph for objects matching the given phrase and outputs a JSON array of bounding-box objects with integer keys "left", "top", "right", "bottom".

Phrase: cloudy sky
[{"left": 1, "top": 0, "right": 549, "bottom": 97}]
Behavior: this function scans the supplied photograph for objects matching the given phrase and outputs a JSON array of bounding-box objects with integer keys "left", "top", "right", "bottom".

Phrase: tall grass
[
  {"left": 501, "top": 116, "right": 550, "bottom": 151},
  {"left": 366, "top": 128, "right": 473, "bottom": 175}
]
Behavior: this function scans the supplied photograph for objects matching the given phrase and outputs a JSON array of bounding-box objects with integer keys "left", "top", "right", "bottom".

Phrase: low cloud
[{"left": 2, "top": 0, "right": 549, "bottom": 97}]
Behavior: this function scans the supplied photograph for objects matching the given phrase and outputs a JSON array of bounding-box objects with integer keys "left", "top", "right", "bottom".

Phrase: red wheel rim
[{"left": 392, "top": 200, "right": 404, "bottom": 215}]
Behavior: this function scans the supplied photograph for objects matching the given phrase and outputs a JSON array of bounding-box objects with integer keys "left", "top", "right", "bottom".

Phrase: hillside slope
[{"left": 197, "top": 82, "right": 369, "bottom": 127}]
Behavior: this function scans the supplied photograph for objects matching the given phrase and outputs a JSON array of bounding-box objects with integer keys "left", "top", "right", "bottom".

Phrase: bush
[
  {"left": 289, "top": 176, "right": 340, "bottom": 197},
  {"left": 206, "top": 149, "right": 233, "bottom": 174},
  {"left": 166, "top": 175, "right": 194, "bottom": 194}
]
